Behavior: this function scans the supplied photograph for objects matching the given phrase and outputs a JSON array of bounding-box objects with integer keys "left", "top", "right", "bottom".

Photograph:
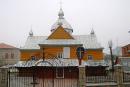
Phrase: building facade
[
  {"left": 12, "top": 8, "right": 107, "bottom": 87},
  {"left": 122, "top": 44, "right": 130, "bottom": 57},
  {"left": 0, "top": 43, "right": 20, "bottom": 66},
  {"left": 20, "top": 8, "right": 104, "bottom": 63}
]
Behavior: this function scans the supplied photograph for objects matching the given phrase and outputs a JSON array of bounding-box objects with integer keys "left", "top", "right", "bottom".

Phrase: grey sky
[{"left": 0, "top": 0, "right": 130, "bottom": 52}]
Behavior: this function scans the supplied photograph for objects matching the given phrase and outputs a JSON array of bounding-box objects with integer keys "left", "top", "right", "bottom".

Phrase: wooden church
[{"left": 13, "top": 8, "right": 107, "bottom": 87}]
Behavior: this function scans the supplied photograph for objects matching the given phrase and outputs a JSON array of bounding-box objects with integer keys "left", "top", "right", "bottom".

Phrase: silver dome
[{"left": 51, "top": 8, "right": 73, "bottom": 34}]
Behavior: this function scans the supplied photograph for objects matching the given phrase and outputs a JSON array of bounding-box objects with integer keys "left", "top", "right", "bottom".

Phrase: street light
[{"left": 108, "top": 40, "right": 114, "bottom": 72}]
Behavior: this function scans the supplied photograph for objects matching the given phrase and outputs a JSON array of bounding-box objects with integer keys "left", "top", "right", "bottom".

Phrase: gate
[{"left": 7, "top": 60, "right": 79, "bottom": 87}]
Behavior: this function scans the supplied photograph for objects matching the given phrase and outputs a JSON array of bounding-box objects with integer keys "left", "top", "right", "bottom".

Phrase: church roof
[
  {"left": 39, "top": 39, "right": 82, "bottom": 46},
  {"left": 20, "top": 35, "right": 103, "bottom": 50},
  {"left": 21, "top": 36, "right": 47, "bottom": 50},
  {"left": 21, "top": 8, "right": 103, "bottom": 50},
  {"left": 13, "top": 58, "right": 108, "bottom": 67},
  {"left": 51, "top": 18, "right": 73, "bottom": 31},
  {"left": 0, "top": 43, "right": 17, "bottom": 49},
  {"left": 13, "top": 59, "right": 82, "bottom": 67},
  {"left": 74, "top": 35, "right": 102, "bottom": 49}
]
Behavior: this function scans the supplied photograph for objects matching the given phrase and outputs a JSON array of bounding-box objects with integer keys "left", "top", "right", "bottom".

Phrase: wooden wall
[
  {"left": 122, "top": 44, "right": 130, "bottom": 57},
  {"left": 83, "top": 49, "right": 103, "bottom": 60},
  {"left": 44, "top": 47, "right": 63, "bottom": 58},
  {"left": 20, "top": 46, "right": 103, "bottom": 61},
  {"left": 47, "top": 26, "right": 73, "bottom": 39},
  {"left": 20, "top": 50, "right": 41, "bottom": 61}
]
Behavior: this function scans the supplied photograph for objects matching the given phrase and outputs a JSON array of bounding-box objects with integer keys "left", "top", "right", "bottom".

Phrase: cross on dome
[
  {"left": 58, "top": 0, "right": 64, "bottom": 19},
  {"left": 29, "top": 25, "right": 33, "bottom": 37},
  {"left": 58, "top": 8, "right": 64, "bottom": 19},
  {"left": 90, "top": 25, "right": 95, "bottom": 35},
  {"left": 51, "top": 5, "right": 73, "bottom": 34}
]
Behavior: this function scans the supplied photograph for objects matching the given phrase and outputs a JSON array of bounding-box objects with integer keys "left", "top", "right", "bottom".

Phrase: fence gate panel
[
  {"left": 8, "top": 67, "right": 79, "bottom": 87},
  {"left": 36, "top": 67, "right": 54, "bottom": 87}
]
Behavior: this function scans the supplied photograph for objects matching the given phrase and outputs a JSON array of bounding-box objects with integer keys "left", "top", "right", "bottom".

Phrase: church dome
[{"left": 51, "top": 8, "right": 73, "bottom": 34}]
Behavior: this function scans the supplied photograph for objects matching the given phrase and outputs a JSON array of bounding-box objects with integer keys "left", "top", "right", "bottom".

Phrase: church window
[{"left": 88, "top": 55, "right": 93, "bottom": 60}]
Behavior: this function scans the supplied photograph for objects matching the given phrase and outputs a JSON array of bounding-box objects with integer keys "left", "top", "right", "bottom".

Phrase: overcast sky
[{"left": 0, "top": 0, "right": 130, "bottom": 52}]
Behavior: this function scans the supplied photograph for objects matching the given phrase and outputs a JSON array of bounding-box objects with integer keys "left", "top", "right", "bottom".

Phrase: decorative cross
[{"left": 60, "top": 0, "right": 62, "bottom": 9}]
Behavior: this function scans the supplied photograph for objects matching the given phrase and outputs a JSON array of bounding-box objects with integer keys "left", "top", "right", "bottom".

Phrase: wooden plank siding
[
  {"left": 20, "top": 46, "right": 103, "bottom": 61},
  {"left": 70, "top": 47, "right": 103, "bottom": 60},
  {"left": 84, "top": 49, "right": 103, "bottom": 61},
  {"left": 47, "top": 26, "right": 74, "bottom": 39},
  {"left": 44, "top": 47, "right": 63, "bottom": 58},
  {"left": 18, "top": 67, "right": 78, "bottom": 79},
  {"left": 20, "top": 50, "right": 41, "bottom": 61},
  {"left": 16, "top": 67, "right": 79, "bottom": 87}
]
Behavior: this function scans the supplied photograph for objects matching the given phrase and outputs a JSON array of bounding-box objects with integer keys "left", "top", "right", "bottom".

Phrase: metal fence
[
  {"left": 5, "top": 67, "right": 130, "bottom": 87},
  {"left": 86, "top": 73, "right": 116, "bottom": 83},
  {"left": 7, "top": 67, "right": 79, "bottom": 87}
]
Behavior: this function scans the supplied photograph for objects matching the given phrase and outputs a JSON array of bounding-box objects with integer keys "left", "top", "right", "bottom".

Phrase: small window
[
  {"left": 127, "top": 47, "right": 129, "bottom": 50},
  {"left": 31, "top": 56, "right": 36, "bottom": 60},
  {"left": 88, "top": 55, "right": 93, "bottom": 60},
  {"left": 11, "top": 53, "right": 14, "bottom": 59},
  {"left": 5, "top": 53, "right": 8, "bottom": 59},
  {"left": 56, "top": 67, "right": 64, "bottom": 78},
  {"left": 57, "top": 53, "right": 63, "bottom": 58}
]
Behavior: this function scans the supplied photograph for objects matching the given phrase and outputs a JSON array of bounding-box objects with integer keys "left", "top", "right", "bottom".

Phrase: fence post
[
  {"left": 0, "top": 67, "right": 8, "bottom": 87},
  {"left": 115, "top": 64, "right": 124, "bottom": 87},
  {"left": 79, "top": 65, "right": 86, "bottom": 87}
]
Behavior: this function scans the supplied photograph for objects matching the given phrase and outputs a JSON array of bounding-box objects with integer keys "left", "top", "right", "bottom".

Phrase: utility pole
[{"left": 108, "top": 40, "right": 114, "bottom": 72}]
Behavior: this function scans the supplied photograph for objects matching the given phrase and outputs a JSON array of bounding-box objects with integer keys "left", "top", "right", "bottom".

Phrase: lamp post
[{"left": 108, "top": 40, "right": 114, "bottom": 72}]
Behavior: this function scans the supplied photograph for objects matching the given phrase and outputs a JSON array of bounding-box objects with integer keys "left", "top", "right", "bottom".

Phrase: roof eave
[
  {"left": 20, "top": 49, "right": 40, "bottom": 51},
  {"left": 39, "top": 44, "right": 83, "bottom": 47},
  {"left": 85, "top": 48, "right": 104, "bottom": 50}
]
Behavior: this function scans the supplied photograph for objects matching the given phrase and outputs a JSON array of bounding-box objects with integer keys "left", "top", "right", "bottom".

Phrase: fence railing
[
  {"left": 86, "top": 73, "right": 116, "bottom": 83},
  {"left": 7, "top": 67, "right": 79, "bottom": 87}
]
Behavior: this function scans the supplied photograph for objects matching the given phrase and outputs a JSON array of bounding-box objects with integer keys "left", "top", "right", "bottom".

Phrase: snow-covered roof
[
  {"left": 39, "top": 39, "right": 82, "bottom": 46},
  {"left": 74, "top": 35, "right": 102, "bottom": 49},
  {"left": 21, "top": 35, "right": 103, "bottom": 50},
  {"left": 13, "top": 58, "right": 108, "bottom": 67},
  {"left": 51, "top": 18, "right": 73, "bottom": 32},
  {"left": 85, "top": 60, "right": 109, "bottom": 66},
  {"left": 51, "top": 8, "right": 73, "bottom": 34},
  {"left": 20, "top": 36, "right": 47, "bottom": 50},
  {"left": 13, "top": 59, "right": 84, "bottom": 67}
]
